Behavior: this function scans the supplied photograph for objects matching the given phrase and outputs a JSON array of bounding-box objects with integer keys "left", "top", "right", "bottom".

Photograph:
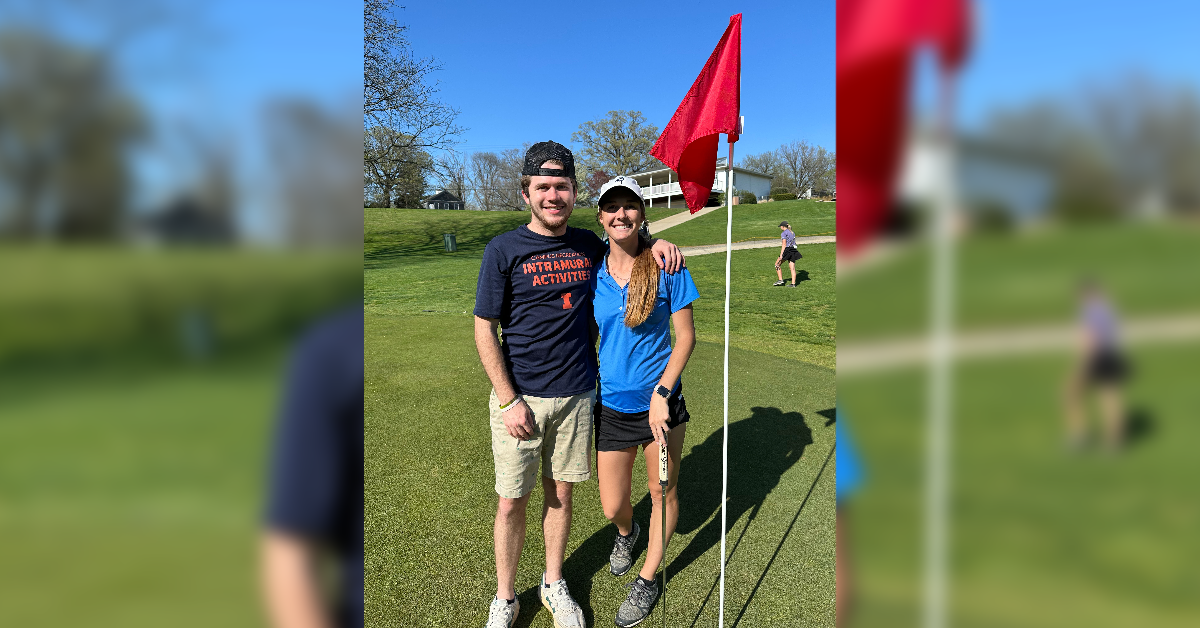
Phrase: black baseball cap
[
  {"left": 522, "top": 141, "right": 576, "bottom": 178},
  {"left": 779, "top": 221, "right": 790, "bottom": 228}
]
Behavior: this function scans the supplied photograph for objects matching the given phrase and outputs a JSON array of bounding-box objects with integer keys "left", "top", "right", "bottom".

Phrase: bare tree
[
  {"left": 740, "top": 150, "right": 791, "bottom": 189},
  {"left": 266, "top": 99, "right": 361, "bottom": 246},
  {"left": 434, "top": 150, "right": 469, "bottom": 205},
  {"left": 365, "top": 0, "right": 463, "bottom": 180},
  {"left": 778, "top": 140, "right": 835, "bottom": 195},
  {"left": 572, "top": 110, "right": 663, "bottom": 181}
]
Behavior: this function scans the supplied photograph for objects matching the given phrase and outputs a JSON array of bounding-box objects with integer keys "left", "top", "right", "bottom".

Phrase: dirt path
[
  {"left": 838, "top": 313, "right": 1200, "bottom": 374},
  {"left": 679, "top": 235, "right": 837, "bottom": 257}
]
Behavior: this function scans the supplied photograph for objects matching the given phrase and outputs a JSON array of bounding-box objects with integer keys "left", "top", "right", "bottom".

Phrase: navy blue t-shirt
[
  {"left": 474, "top": 225, "right": 606, "bottom": 397},
  {"left": 265, "top": 306, "right": 364, "bottom": 628}
]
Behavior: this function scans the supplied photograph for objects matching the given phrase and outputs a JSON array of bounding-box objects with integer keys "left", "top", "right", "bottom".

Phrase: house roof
[
  {"left": 425, "top": 189, "right": 463, "bottom": 203},
  {"left": 628, "top": 157, "right": 774, "bottom": 180}
]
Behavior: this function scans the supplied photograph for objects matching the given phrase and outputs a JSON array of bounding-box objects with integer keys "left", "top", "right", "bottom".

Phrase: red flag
[
  {"left": 837, "top": 0, "right": 970, "bottom": 255},
  {"left": 651, "top": 14, "right": 741, "bottom": 214}
]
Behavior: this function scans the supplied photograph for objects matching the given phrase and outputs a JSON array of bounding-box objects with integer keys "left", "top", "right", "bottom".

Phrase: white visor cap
[{"left": 597, "top": 175, "right": 645, "bottom": 207}]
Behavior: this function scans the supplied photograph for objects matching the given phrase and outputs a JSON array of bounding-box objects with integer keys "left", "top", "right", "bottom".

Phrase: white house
[{"left": 627, "top": 157, "right": 775, "bottom": 208}]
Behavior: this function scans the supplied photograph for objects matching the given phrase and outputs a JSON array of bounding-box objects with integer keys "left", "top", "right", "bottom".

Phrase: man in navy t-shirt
[
  {"left": 473, "top": 141, "right": 683, "bottom": 628},
  {"left": 263, "top": 306, "right": 364, "bottom": 628}
]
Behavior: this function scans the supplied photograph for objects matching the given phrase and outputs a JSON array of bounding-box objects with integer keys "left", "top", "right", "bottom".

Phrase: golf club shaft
[{"left": 660, "top": 438, "right": 668, "bottom": 627}]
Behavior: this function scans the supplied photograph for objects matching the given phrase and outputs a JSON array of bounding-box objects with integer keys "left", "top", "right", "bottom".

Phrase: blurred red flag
[
  {"left": 651, "top": 13, "right": 741, "bottom": 214},
  {"left": 837, "top": 0, "right": 971, "bottom": 255}
]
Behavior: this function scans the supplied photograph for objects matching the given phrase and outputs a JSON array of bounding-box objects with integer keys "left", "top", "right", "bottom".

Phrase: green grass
[
  {"left": 838, "top": 224, "right": 1200, "bottom": 340},
  {"left": 839, "top": 342, "right": 1200, "bottom": 627},
  {"left": 364, "top": 205, "right": 837, "bottom": 626},
  {"left": 651, "top": 199, "right": 836, "bottom": 247},
  {"left": 687, "top": 244, "right": 836, "bottom": 369},
  {"left": 0, "top": 352, "right": 286, "bottom": 627},
  {"left": 366, "top": 315, "right": 835, "bottom": 627}
]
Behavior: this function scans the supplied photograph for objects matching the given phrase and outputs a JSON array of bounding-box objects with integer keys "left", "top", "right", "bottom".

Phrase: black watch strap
[{"left": 655, "top": 385, "right": 671, "bottom": 399}]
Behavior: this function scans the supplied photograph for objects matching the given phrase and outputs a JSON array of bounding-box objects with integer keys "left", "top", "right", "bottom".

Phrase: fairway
[
  {"left": 0, "top": 354, "right": 287, "bottom": 628},
  {"left": 837, "top": 223, "right": 1200, "bottom": 627},
  {"left": 651, "top": 199, "right": 835, "bottom": 247},
  {"left": 365, "top": 207, "right": 836, "bottom": 626},
  {"left": 839, "top": 342, "right": 1200, "bottom": 628}
]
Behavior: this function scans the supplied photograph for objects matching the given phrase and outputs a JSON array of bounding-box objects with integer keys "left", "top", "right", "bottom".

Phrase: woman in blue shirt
[{"left": 591, "top": 176, "right": 699, "bottom": 627}]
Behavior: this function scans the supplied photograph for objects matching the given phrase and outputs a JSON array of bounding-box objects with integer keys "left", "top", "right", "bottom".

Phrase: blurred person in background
[
  {"left": 263, "top": 306, "right": 364, "bottom": 628},
  {"left": 1064, "top": 278, "right": 1128, "bottom": 452}
]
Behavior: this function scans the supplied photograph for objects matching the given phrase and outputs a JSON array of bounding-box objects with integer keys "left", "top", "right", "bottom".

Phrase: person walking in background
[
  {"left": 774, "top": 221, "right": 802, "bottom": 287},
  {"left": 590, "top": 176, "right": 698, "bottom": 628},
  {"left": 1064, "top": 278, "right": 1129, "bottom": 452}
]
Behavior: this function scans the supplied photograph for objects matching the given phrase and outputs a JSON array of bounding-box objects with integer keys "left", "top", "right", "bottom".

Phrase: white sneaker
[
  {"left": 539, "top": 572, "right": 586, "bottom": 628},
  {"left": 485, "top": 595, "right": 519, "bottom": 628}
]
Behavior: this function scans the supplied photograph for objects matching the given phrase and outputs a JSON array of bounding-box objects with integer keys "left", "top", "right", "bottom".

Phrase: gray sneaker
[
  {"left": 540, "top": 573, "right": 586, "bottom": 628},
  {"left": 609, "top": 522, "right": 640, "bottom": 576},
  {"left": 615, "top": 578, "right": 660, "bottom": 627},
  {"left": 485, "top": 596, "right": 519, "bottom": 628}
]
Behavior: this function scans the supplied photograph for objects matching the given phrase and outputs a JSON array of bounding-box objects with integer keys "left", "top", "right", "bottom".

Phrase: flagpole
[
  {"left": 718, "top": 134, "right": 734, "bottom": 628},
  {"left": 923, "top": 66, "right": 956, "bottom": 628}
]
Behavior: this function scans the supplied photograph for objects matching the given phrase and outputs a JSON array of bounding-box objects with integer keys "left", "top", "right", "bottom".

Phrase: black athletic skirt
[
  {"left": 1087, "top": 349, "right": 1129, "bottom": 384},
  {"left": 595, "top": 385, "right": 690, "bottom": 452},
  {"left": 781, "top": 247, "right": 802, "bottom": 262}
]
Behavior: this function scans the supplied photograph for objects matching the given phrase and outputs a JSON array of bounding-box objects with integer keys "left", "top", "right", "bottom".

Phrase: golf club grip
[{"left": 658, "top": 439, "right": 668, "bottom": 484}]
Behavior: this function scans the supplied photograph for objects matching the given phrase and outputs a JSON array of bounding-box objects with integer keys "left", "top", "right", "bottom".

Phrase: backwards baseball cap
[
  {"left": 522, "top": 141, "right": 576, "bottom": 178},
  {"left": 597, "top": 175, "right": 645, "bottom": 208}
]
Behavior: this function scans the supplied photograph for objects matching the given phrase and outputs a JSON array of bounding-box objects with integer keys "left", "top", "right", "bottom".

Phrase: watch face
[{"left": 657, "top": 386, "right": 671, "bottom": 398}]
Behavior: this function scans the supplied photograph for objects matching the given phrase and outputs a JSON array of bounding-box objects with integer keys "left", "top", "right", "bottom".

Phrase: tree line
[{"left": 364, "top": 1, "right": 835, "bottom": 210}]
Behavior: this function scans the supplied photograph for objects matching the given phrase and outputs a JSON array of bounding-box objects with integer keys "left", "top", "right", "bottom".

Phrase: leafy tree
[
  {"left": 0, "top": 30, "right": 144, "bottom": 239},
  {"left": 365, "top": 125, "right": 431, "bottom": 208},
  {"left": 572, "top": 110, "right": 664, "bottom": 180}
]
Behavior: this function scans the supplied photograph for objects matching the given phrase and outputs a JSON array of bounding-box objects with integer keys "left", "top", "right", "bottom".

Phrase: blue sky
[
  {"left": 393, "top": 0, "right": 836, "bottom": 161},
  {"left": 914, "top": 0, "right": 1200, "bottom": 130}
]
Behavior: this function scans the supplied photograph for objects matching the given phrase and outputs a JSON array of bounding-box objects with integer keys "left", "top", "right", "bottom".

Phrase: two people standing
[{"left": 473, "top": 142, "right": 697, "bottom": 628}]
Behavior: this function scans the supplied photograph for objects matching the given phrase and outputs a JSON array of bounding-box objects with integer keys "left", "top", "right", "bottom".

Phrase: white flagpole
[
  {"left": 923, "top": 69, "right": 956, "bottom": 628},
  {"left": 718, "top": 119, "right": 738, "bottom": 627}
]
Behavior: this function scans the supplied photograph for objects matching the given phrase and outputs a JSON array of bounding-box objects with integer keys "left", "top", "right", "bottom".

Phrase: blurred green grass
[
  {"left": 838, "top": 224, "right": 1200, "bottom": 340},
  {"left": 0, "top": 352, "right": 285, "bottom": 628},
  {"left": 651, "top": 199, "right": 836, "bottom": 246},
  {"left": 0, "top": 245, "right": 362, "bottom": 627},
  {"left": 839, "top": 342, "right": 1200, "bottom": 627},
  {"left": 365, "top": 206, "right": 836, "bottom": 626},
  {"left": 0, "top": 246, "right": 362, "bottom": 365}
]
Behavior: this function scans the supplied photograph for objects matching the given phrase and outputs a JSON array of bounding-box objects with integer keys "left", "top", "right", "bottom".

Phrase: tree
[
  {"left": 778, "top": 140, "right": 836, "bottom": 196},
  {"left": 434, "top": 150, "right": 469, "bottom": 205},
  {"left": 364, "top": 125, "right": 431, "bottom": 208},
  {"left": 571, "top": 111, "right": 663, "bottom": 181},
  {"left": 740, "top": 150, "right": 792, "bottom": 189},
  {"left": 266, "top": 99, "right": 362, "bottom": 246},
  {"left": 0, "top": 29, "right": 144, "bottom": 239},
  {"left": 364, "top": 0, "right": 463, "bottom": 182}
]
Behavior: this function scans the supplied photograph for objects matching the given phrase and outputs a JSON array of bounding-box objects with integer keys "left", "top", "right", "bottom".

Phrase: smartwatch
[{"left": 655, "top": 385, "right": 671, "bottom": 399}]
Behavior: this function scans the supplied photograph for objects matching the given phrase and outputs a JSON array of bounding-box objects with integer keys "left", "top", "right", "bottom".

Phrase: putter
[{"left": 659, "top": 434, "right": 668, "bottom": 628}]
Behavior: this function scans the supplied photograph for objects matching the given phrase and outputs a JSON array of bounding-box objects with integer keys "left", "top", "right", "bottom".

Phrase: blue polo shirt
[{"left": 593, "top": 258, "right": 699, "bottom": 412}]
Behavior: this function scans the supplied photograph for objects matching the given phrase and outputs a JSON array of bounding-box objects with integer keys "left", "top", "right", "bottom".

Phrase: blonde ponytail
[{"left": 624, "top": 235, "right": 660, "bottom": 328}]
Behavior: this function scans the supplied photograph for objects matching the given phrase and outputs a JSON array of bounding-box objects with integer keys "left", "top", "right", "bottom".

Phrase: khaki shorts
[{"left": 490, "top": 389, "right": 594, "bottom": 498}]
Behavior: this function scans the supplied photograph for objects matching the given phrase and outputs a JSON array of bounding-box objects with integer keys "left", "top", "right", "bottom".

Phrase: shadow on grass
[
  {"left": 1125, "top": 405, "right": 1156, "bottom": 447},
  {"left": 514, "top": 406, "right": 813, "bottom": 627},
  {"left": 817, "top": 407, "right": 836, "bottom": 427},
  {"left": 795, "top": 269, "right": 811, "bottom": 283},
  {"left": 730, "top": 444, "right": 834, "bottom": 627}
]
